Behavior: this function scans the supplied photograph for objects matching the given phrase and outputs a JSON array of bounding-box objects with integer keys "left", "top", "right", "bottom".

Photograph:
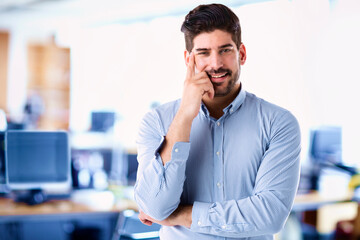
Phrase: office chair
[{"left": 112, "top": 210, "right": 160, "bottom": 240}]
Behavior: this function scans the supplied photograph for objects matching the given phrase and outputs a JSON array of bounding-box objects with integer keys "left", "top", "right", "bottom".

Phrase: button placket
[{"left": 213, "top": 120, "right": 224, "bottom": 201}]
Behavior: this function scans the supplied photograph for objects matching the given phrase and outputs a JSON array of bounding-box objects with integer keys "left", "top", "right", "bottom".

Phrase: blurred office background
[{"left": 1, "top": 0, "right": 360, "bottom": 239}]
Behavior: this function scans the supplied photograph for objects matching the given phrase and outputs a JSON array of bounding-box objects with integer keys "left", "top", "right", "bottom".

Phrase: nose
[{"left": 209, "top": 53, "right": 223, "bottom": 70}]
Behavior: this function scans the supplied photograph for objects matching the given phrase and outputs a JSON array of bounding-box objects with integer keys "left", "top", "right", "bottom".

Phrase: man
[{"left": 134, "top": 4, "right": 300, "bottom": 239}]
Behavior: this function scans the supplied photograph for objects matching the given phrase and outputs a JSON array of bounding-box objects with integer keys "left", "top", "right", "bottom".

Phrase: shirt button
[
  {"left": 230, "top": 109, "right": 234, "bottom": 113},
  {"left": 216, "top": 151, "right": 220, "bottom": 156},
  {"left": 217, "top": 182, "right": 221, "bottom": 188},
  {"left": 222, "top": 225, "right": 226, "bottom": 229},
  {"left": 198, "top": 221, "right": 202, "bottom": 226},
  {"left": 174, "top": 148, "right": 179, "bottom": 153},
  {"left": 217, "top": 122, "right": 220, "bottom": 126}
]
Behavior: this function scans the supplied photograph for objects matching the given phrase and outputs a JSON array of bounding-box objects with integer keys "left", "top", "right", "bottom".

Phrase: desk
[
  {"left": 293, "top": 190, "right": 354, "bottom": 211},
  {"left": 0, "top": 189, "right": 137, "bottom": 240},
  {"left": 293, "top": 190, "right": 359, "bottom": 236},
  {"left": 0, "top": 198, "right": 102, "bottom": 216},
  {"left": 0, "top": 189, "right": 138, "bottom": 216},
  {"left": 1, "top": 189, "right": 358, "bottom": 239}
]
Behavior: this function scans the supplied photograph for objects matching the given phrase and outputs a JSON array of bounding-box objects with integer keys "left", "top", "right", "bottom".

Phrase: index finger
[{"left": 186, "top": 51, "right": 195, "bottom": 78}]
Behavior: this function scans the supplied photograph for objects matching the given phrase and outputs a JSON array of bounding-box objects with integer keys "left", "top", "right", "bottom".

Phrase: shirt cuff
[
  {"left": 166, "top": 141, "right": 191, "bottom": 165},
  {"left": 152, "top": 141, "right": 191, "bottom": 176},
  {"left": 154, "top": 137, "right": 191, "bottom": 164},
  {"left": 190, "top": 201, "right": 212, "bottom": 230}
]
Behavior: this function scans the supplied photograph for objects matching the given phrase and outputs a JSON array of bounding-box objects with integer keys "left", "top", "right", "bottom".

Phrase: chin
[
  {"left": 214, "top": 90, "right": 230, "bottom": 97},
  {"left": 214, "top": 82, "right": 239, "bottom": 97}
]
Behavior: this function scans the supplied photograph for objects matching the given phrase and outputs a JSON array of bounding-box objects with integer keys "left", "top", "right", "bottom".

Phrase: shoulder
[
  {"left": 245, "top": 92, "right": 286, "bottom": 113},
  {"left": 142, "top": 99, "right": 180, "bottom": 118},
  {"left": 150, "top": 99, "right": 181, "bottom": 123},
  {"left": 245, "top": 92, "right": 295, "bottom": 117},
  {"left": 154, "top": 99, "right": 181, "bottom": 115},
  {"left": 244, "top": 91, "right": 299, "bottom": 132},
  {"left": 139, "top": 99, "right": 181, "bottom": 134}
]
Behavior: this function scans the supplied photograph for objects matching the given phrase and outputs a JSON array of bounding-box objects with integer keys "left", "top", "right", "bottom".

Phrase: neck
[{"left": 203, "top": 83, "right": 241, "bottom": 119}]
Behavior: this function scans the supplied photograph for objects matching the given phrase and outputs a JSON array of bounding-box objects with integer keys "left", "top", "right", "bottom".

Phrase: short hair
[{"left": 180, "top": 4, "right": 242, "bottom": 52}]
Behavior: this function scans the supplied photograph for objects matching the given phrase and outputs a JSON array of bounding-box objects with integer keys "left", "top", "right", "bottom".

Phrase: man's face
[{"left": 187, "top": 29, "right": 246, "bottom": 97}]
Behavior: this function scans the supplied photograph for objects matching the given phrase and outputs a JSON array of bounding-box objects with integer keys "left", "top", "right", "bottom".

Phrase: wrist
[
  {"left": 175, "top": 107, "right": 196, "bottom": 126},
  {"left": 181, "top": 205, "right": 193, "bottom": 228},
  {"left": 169, "top": 205, "right": 193, "bottom": 228}
]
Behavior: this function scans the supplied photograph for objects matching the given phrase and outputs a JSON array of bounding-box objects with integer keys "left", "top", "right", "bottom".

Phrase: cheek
[
  {"left": 194, "top": 57, "right": 207, "bottom": 72},
  {"left": 226, "top": 56, "right": 240, "bottom": 69}
]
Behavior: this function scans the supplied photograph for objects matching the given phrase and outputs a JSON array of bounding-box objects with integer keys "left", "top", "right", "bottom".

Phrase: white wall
[
  {"left": 67, "top": 17, "right": 185, "bottom": 148},
  {"left": 237, "top": 0, "right": 360, "bottom": 166},
  {"left": 2, "top": 0, "right": 360, "bottom": 164}
]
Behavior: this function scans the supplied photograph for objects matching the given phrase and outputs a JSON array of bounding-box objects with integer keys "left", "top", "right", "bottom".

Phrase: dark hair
[{"left": 180, "top": 4, "right": 242, "bottom": 52}]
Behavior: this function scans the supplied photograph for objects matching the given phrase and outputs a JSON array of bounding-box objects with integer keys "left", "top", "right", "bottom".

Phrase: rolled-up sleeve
[
  {"left": 134, "top": 110, "right": 191, "bottom": 220},
  {"left": 190, "top": 111, "right": 301, "bottom": 238}
]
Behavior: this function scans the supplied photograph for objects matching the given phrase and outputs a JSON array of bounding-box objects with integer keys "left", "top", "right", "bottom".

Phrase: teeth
[{"left": 211, "top": 73, "right": 227, "bottom": 78}]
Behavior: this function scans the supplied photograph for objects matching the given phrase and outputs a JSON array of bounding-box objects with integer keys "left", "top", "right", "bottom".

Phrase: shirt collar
[
  {"left": 200, "top": 85, "right": 246, "bottom": 117},
  {"left": 223, "top": 85, "right": 246, "bottom": 115}
]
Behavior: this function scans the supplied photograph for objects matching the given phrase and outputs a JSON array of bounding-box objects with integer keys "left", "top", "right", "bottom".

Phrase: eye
[
  {"left": 220, "top": 48, "right": 231, "bottom": 54},
  {"left": 197, "top": 51, "right": 209, "bottom": 56}
]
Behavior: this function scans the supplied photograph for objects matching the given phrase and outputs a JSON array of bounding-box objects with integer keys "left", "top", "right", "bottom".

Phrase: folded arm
[
  {"left": 140, "top": 111, "right": 301, "bottom": 238},
  {"left": 134, "top": 109, "right": 191, "bottom": 220},
  {"left": 134, "top": 52, "right": 214, "bottom": 220},
  {"left": 190, "top": 111, "right": 301, "bottom": 237}
]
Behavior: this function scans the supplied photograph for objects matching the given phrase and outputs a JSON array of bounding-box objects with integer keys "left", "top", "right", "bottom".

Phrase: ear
[
  {"left": 239, "top": 43, "right": 247, "bottom": 65},
  {"left": 184, "top": 50, "right": 191, "bottom": 67}
]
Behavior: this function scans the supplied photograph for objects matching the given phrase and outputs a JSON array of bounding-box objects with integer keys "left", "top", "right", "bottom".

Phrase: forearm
[
  {"left": 161, "top": 51, "right": 213, "bottom": 165},
  {"left": 191, "top": 191, "right": 294, "bottom": 238},
  {"left": 170, "top": 205, "right": 193, "bottom": 228},
  {"left": 134, "top": 109, "right": 192, "bottom": 220},
  {"left": 136, "top": 51, "right": 214, "bottom": 219},
  {"left": 134, "top": 141, "right": 190, "bottom": 220},
  {"left": 160, "top": 107, "right": 194, "bottom": 165},
  {"left": 140, "top": 190, "right": 293, "bottom": 238},
  {"left": 139, "top": 205, "right": 193, "bottom": 229}
]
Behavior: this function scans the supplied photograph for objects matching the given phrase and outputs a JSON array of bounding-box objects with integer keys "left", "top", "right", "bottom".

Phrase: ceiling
[{"left": 0, "top": 0, "right": 272, "bottom": 29}]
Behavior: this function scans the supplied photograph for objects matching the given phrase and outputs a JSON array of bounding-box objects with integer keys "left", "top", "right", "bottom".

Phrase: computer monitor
[
  {"left": 309, "top": 126, "right": 342, "bottom": 164},
  {"left": 5, "top": 130, "right": 70, "bottom": 203},
  {"left": 90, "top": 111, "right": 115, "bottom": 132}
]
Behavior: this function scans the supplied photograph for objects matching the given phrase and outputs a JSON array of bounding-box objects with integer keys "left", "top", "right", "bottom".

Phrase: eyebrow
[
  {"left": 194, "top": 48, "right": 210, "bottom": 52},
  {"left": 219, "top": 44, "right": 234, "bottom": 49},
  {"left": 194, "top": 44, "right": 234, "bottom": 52}
]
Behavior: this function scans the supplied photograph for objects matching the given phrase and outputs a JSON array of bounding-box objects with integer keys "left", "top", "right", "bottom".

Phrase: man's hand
[
  {"left": 178, "top": 52, "right": 214, "bottom": 122},
  {"left": 139, "top": 205, "right": 193, "bottom": 228},
  {"left": 159, "top": 52, "right": 214, "bottom": 165}
]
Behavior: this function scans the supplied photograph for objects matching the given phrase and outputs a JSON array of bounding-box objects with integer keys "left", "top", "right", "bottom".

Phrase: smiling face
[{"left": 186, "top": 29, "right": 246, "bottom": 97}]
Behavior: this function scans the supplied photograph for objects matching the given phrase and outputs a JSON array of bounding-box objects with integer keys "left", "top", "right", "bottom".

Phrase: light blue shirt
[{"left": 134, "top": 88, "right": 301, "bottom": 239}]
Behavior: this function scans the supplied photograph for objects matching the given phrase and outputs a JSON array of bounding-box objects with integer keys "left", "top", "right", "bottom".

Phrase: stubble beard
[{"left": 213, "top": 66, "right": 240, "bottom": 97}]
